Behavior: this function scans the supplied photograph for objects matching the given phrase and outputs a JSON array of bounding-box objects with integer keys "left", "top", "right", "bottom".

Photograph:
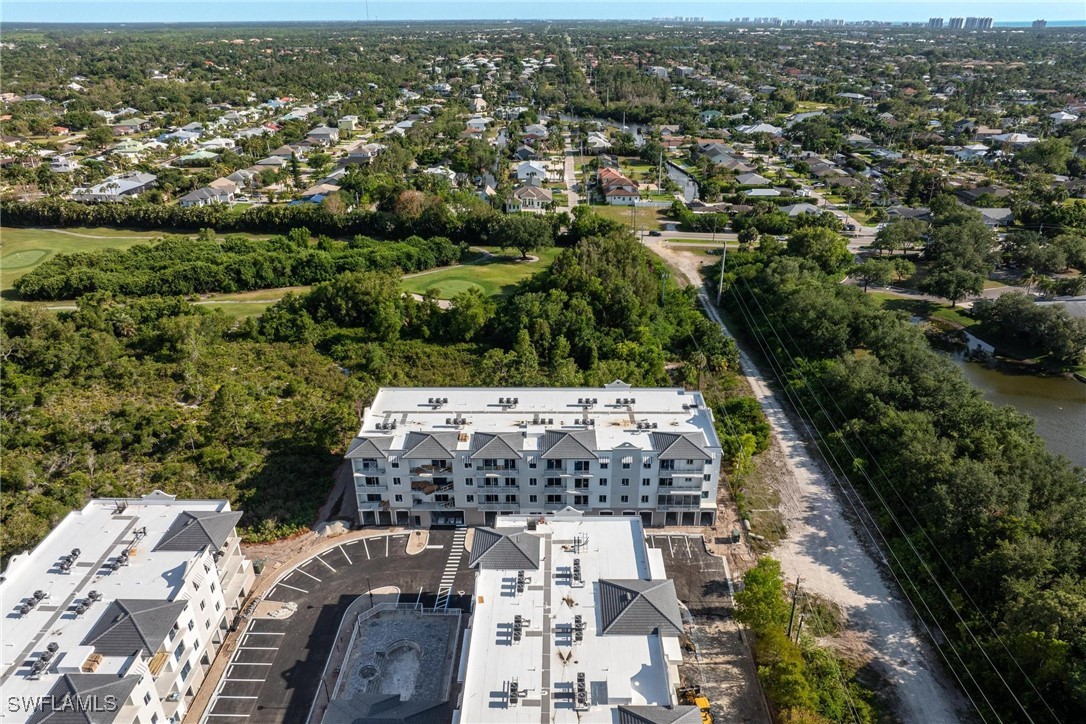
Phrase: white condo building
[
  {"left": 0, "top": 492, "right": 255, "bottom": 724},
  {"left": 459, "top": 515, "right": 702, "bottom": 723},
  {"left": 345, "top": 385, "right": 723, "bottom": 529}
]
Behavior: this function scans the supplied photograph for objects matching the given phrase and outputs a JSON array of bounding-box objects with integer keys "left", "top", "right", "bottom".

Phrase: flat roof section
[{"left": 460, "top": 516, "right": 694, "bottom": 723}]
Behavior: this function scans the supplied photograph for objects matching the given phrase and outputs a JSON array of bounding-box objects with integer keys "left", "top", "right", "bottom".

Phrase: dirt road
[{"left": 648, "top": 240, "right": 967, "bottom": 723}]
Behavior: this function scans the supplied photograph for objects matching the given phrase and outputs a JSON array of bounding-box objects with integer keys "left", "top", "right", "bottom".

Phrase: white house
[
  {"left": 72, "top": 173, "right": 157, "bottom": 202},
  {"left": 179, "top": 186, "right": 234, "bottom": 207},
  {"left": 515, "top": 160, "right": 548, "bottom": 182},
  {"left": 506, "top": 183, "right": 553, "bottom": 213},
  {"left": 1050, "top": 111, "right": 1079, "bottom": 125}
]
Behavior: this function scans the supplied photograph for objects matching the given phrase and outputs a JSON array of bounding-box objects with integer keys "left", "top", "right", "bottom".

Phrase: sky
[{"left": 1, "top": 1, "right": 1084, "bottom": 25}]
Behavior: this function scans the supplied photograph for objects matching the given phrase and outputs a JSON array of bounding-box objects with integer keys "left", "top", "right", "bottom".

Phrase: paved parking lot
[
  {"left": 200, "top": 530, "right": 473, "bottom": 724},
  {"left": 647, "top": 534, "right": 769, "bottom": 723}
]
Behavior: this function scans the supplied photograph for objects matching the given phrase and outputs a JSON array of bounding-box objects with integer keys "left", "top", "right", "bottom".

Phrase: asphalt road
[{"left": 200, "top": 531, "right": 473, "bottom": 724}]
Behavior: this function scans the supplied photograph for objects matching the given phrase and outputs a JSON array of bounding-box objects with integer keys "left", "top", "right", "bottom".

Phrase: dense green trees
[
  {"left": 736, "top": 558, "right": 875, "bottom": 723},
  {"left": 720, "top": 238, "right": 1086, "bottom": 721},
  {"left": 14, "top": 231, "right": 465, "bottom": 300},
  {"left": 972, "top": 293, "right": 1086, "bottom": 366}
]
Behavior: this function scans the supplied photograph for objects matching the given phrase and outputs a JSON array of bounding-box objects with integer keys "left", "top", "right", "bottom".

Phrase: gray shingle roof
[
  {"left": 401, "top": 432, "right": 458, "bottom": 459},
  {"left": 469, "top": 432, "right": 523, "bottom": 460},
  {"left": 617, "top": 705, "right": 704, "bottom": 724},
  {"left": 650, "top": 432, "right": 711, "bottom": 461},
  {"left": 598, "top": 579, "right": 683, "bottom": 636},
  {"left": 540, "top": 430, "right": 597, "bottom": 460},
  {"left": 153, "top": 510, "right": 243, "bottom": 551},
  {"left": 29, "top": 674, "right": 141, "bottom": 724},
  {"left": 345, "top": 436, "right": 393, "bottom": 459},
  {"left": 468, "top": 527, "right": 541, "bottom": 570},
  {"left": 81, "top": 599, "right": 188, "bottom": 656}
]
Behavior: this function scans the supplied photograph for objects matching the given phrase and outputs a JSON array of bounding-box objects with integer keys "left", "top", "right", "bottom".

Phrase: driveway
[{"left": 197, "top": 531, "right": 473, "bottom": 724}]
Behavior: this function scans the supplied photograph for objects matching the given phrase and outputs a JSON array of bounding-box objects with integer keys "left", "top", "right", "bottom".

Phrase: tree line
[{"left": 13, "top": 229, "right": 464, "bottom": 300}]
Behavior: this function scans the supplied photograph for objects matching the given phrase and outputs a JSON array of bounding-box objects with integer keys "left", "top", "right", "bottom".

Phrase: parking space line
[
  {"left": 362, "top": 538, "right": 371, "bottom": 559},
  {"left": 229, "top": 662, "right": 272, "bottom": 665},
  {"left": 339, "top": 546, "right": 353, "bottom": 565},
  {"left": 216, "top": 696, "right": 258, "bottom": 699},
  {"left": 238, "top": 646, "right": 278, "bottom": 650},
  {"left": 207, "top": 714, "right": 249, "bottom": 718},
  {"left": 294, "top": 567, "right": 321, "bottom": 582},
  {"left": 224, "top": 679, "right": 265, "bottom": 682},
  {"left": 667, "top": 536, "right": 674, "bottom": 555},
  {"left": 385, "top": 536, "right": 389, "bottom": 557},
  {"left": 241, "top": 631, "right": 283, "bottom": 636},
  {"left": 315, "top": 554, "right": 336, "bottom": 572},
  {"left": 684, "top": 536, "right": 692, "bottom": 558},
  {"left": 276, "top": 581, "right": 308, "bottom": 594}
]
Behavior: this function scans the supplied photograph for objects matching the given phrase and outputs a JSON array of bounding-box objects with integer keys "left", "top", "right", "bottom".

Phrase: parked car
[{"left": 648, "top": 230, "right": 661, "bottom": 237}]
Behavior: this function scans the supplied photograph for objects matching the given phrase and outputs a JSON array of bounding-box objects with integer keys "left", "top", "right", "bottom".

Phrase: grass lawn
[
  {"left": 401, "top": 247, "right": 561, "bottom": 299},
  {"left": 793, "top": 101, "right": 831, "bottom": 113},
  {"left": 591, "top": 204, "right": 666, "bottom": 230},
  {"left": 197, "top": 301, "right": 278, "bottom": 319}
]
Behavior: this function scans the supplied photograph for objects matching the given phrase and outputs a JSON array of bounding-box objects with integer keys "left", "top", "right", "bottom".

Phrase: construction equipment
[{"left": 677, "top": 685, "right": 713, "bottom": 724}]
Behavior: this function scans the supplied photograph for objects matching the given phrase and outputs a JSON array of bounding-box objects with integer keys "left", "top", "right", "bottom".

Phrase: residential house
[
  {"left": 735, "top": 122, "right": 783, "bottom": 136},
  {"left": 49, "top": 156, "right": 79, "bottom": 173},
  {"left": 179, "top": 186, "right": 234, "bottom": 207},
  {"left": 1049, "top": 111, "right": 1079, "bottom": 125},
  {"left": 514, "top": 145, "right": 538, "bottom": 161},
  {"left": 978, "top": 208, "right": 1014, "bottom": 227},
  {"left": 991, "top": 132, "right": 1039, "bottom": 147},
  {"left": 781, "top": 202, "right": 823, "bottom": 216},
  {"left": 515, "top": 160, "right": 548, "bottom": 182},
  {"left": 522, "top": 123, "right": 548, "bottom": 141},
  {"left": 72, "top": 172, "right": 157, "bottom": 202},
  {"left": 306, "top": 126, "right": 340, "bottom": 146},
  {"left": 736, "top": 172, "right": 771, "bottom": 186},
  {"left": 505, "top": 183, "right": 553, "bottom": 213}
]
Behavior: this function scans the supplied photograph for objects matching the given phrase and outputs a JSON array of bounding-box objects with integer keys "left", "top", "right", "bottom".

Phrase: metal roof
[
  {"left": 616, "top": 705, "right": 704, "bottom": 724},
  {"left": 401, "top": 432, "right": 459, "bottom": 459},
  {"left": 81, "top": 599, "right": 188, "bottom": 657},
  {"left": 153, "top": 510, "right": 243, "bottom": 552},
  {"left": 469, "top": 432, "right": 524, "bottom": 460},
  {"left": 598, "top": 579, "right": 683, "bottom": 636},
  {"left": 29, "top": 674, "right": 141, "bottom": 723},
  {"left": 321, "top": 693, "right": 449, "bottom": 724},
  {"left": 540, "top": 430, "right": 597, "bottom": 460},
  {"left": 650, "top": 432, "right": 712, "bottom": 461},
  {"left": 467, "top": 527, "right": 541, "bottom": 570},
  {"left": 345, "top": 436, "right": 393, "bottom": 459}
]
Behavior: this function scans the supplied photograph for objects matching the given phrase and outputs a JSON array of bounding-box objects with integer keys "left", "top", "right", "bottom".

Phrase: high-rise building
[
  {"left": 0, "top": 492, "right": 255, "bottom": 724},
  {"left": 949, "top": 17, "right": 965, "bottom": 29},
  {"left": 929, "top": 17, "right": 945, "bottom": 29},
  {"left": 345, "top": 386, "right": 723, "bottom": 529},
  {"left": 1033, "top": 19, "right": 1048, "bottom": 29}
]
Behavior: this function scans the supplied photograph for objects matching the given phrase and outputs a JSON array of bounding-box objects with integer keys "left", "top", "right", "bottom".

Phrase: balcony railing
[
  {"left": 476, "top": 501, "right": 520, "bottom": 511},
  {"left": 411, "top": 480, "right": 453, "bottom": 494},
  {"left": 476, "top": 464, "right": 517, "bottom": 471},
  {"left": 410, "top": 463, "right": 453, "bottom": 476},
  {"left": 353, "top": 464, "right": 385, "bottom": 474}
]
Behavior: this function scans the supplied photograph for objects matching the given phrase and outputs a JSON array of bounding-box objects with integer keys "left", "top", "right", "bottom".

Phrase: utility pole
[
  {"left": 794, "top": 610, "right": 805, "bottom": 642},
  {"left": 786, "top": 576, "right": 802, "bottom": 639}
]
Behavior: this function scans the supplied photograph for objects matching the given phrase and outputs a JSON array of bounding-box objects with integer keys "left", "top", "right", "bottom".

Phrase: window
[
  {"left": 702, "top": 490, "right": 710, "bottom": 499},
  {"left": 599, "top": 478, "right": 607, "bottom": 486},
  {"left": 391, "top": 460, "right": 399, "bottom": 468},
  {"left": 574, "top": 460, "right": 590, "bottom": 472},
  {"left": 504, "top": 477, "right": 517, "bottom": 487},
  {"left": 205, "top": 619, "right": 211, "bottom": 630},
  {"left": 504, "top": 459, "right": 517, "bottom": 469},
  {"left": 660, "top": 459, "right": 675, "bottom": 471},
  {"left": 484, "top": 494, "right": 499, "bottom": 504},
  {"left": 465, "top": 477, "right": 474, "bottom": 486},
  {"left": 659, "top": 478, "right": 672, "bottom": 487},
  {"left": 546, "top": 460, "right": 562, "bottom": 470},
  {"left": 394, "top": 494, "right": 403, "bottom": 502},
  {"left": 687, "top": 460, "right": 695, "bottom": 466},
  {"left": 573, "top": 495, "right": 588, "bottom": 505},
  {"left": 215, "top": 601, "right": 221, "bottom": 612},
  {"left": 464, "top": 459, "right": 473, "bottom": 469},
  {"left": 144, "top": 692, "right": 152, "bottom": 706},
  {"left": 193, "top": 581, "right": 200, "bottom": 591},
  {"left": 529, "top": 457, "right": 537, "bottom": 469},
  {"left": 366, "top": 494, "right": 381, "bottom": 502},
  {"left": 546, "top": 477, "right": 562, "bottom": 487},
  {"left": 621, "top": 456, "right": 632, "bottom": 469},
  {"left": 180, "top": 661, "right": 192, "bottom": 681},
  {"left": 504, "top": 494, "right": 518, "bottom": 503},
  {"left": 152, "top": 714, "right": 159, "bottom": 724},
  {"left": 529, "top": 494, "right": 538, "bottom": 503},
  {"left": 529, "top": 478, "right": 537, "bottom": 486},
  {"left": 392, "top": 477, "right": 401, "bottom": 485},
  {"left": 642, "top": 478, "right": 650, "bottom": 486},
  {"left": 187, "top": 620, "right": 195, "bottom": 632},
  {"left": 599, "top": 461, "right": 609, "bottom": 469},
  {"left": 643, "top": 458, "right": 653, "bottom": 469},
  {"left": 641, "top": 495, "right": 649, "bottom": 504},
  {"left": 621, "top": 495, "right": 630, "bottom": 503},
  {"left": 210, "top": 582, "right": 216, "bottom": 593},
  {"left": 621, "top": 478, "right": 630, "bottom": 487},
  {"left": 169, "top": 623, "right": 178, "bottom": 642},
  {"left": 598, "top": 495, "right": 607, "bottom": 504},
  {"left": 547, "top": 494, "right": 562, "bottom": 504},
  {"left": 466, "top": 494, "right": 475, "bottom": 503},
  {"left": 200, "top": 600, "right": 206, "bottom": 611},
  {"left": 173, "top": 642, "right": 185, "bottom": 663}
]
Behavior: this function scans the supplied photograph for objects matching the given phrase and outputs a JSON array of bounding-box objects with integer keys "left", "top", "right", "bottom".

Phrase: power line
[
  {"left": 718, "top": 280, "right": 998, "bottom": 722},
  {"left": 733, "top": 269, "right": 1060, "bottom": 723}
]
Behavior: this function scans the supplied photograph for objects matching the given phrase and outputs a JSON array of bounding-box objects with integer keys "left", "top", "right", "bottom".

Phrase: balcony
[
  {"left": 476, "top": 501, "right": 520, "bottom": 511},
  {"left": 410, "top": 462, "right": 453, "bottom": 476},
  {"left": 358, "top": 499, "right": 389, "bottom": 511},
  {"left": 411, "top": 480, "right": 453, "bottom": 494},
  {"left": 356, "top": 481, "right": 388, "bottom": 491},
  {"left": 412, "top": 499, "right": 457, "bottom": 511},
  {"left": 476, "top": 463, "right": 517, "bottom": 472},
  {"left": 353, "top": 463, "right": 385, "bottom": 474}
]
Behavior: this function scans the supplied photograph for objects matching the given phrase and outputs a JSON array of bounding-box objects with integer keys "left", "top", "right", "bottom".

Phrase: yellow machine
[{"left": 677, "top": 685, "right": 713, "bottom": 724}]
